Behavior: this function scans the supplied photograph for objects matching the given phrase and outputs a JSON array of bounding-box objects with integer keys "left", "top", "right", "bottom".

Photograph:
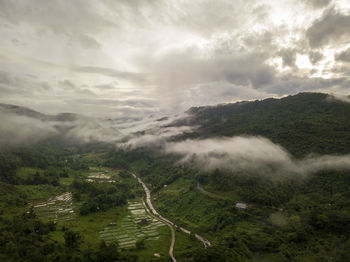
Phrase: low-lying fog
[{"left": 2, "top": 107, "right": 350, "bottom": 178}]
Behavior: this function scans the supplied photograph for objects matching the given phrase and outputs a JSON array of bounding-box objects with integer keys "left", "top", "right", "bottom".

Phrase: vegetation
[
  {"left": 173, "top": 93, "right": 350, "bottom": 157},
  {"left": 1, "top": 93, "right": 350, "bottom": 261}
]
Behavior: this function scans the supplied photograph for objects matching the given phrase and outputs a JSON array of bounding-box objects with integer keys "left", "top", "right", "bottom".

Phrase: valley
[{"left": 1, "top": 93, "right": 350, "bottom": 261}]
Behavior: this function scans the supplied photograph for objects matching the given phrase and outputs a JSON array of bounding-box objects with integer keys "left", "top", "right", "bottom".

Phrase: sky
[{"left": 0, "top": 0, "right": 350, "bottom": 118}]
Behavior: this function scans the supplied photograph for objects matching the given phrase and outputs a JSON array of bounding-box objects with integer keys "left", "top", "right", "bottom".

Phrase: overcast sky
[{"left": 0, "top": 0, "right": 349, "bottom": 118}]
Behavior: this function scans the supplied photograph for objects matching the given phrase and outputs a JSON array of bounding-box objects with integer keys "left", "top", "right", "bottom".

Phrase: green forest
[{"left": 1, "top": 93, "right": 350, "bottom": 261}]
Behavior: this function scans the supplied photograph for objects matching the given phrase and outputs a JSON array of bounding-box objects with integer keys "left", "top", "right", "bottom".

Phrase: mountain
[
  {"left": 2, "top": 92, "right": 350, "bottom": 157},
  {"left": 0, "top": 103, "right": 81, "bottom": 122},
  {"left": 170, "top": 92, "right": 350, "bottom": 157}
]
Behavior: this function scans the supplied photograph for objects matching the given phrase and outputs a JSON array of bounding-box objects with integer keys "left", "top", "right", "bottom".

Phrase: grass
[
  {"left": 173, "top": 228, "right": 202, "bottom": 260},
  {"left": 154, "top": 178, "right": 219, "bottom": 239},
  {"left": 130, "top": 226, "right": 171, "bottom": 261},
  {"left": 49, "top": 199, "right": 173, "bottom": 261},
  {"left": 12, "top": 162, "right": 201, "bottom": 260},
  {"left": 202, "top": 183, "right": 239, "bottom": 200},
  {"left": 16, "top": 184, "right": 64, "bottom": 200},
  {"left": 100, "top": 200, "right": 166, "bottom": 249},
  {"left": 16, "top": 167, "right": 43, "bottom": 180},
  {"left": 50, "top": 206, "right": 128, "bottom": 247},
  {"left": 59, "top": 176, "right": 75, "bottom": 186}
]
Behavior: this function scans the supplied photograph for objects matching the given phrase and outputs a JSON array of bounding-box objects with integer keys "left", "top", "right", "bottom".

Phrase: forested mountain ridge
[
  {"left": 0, "top": 103, "right": 81, "bottom": 122},
  {"left": 170, "top": 92, "right": 350, "bottom": 157}
]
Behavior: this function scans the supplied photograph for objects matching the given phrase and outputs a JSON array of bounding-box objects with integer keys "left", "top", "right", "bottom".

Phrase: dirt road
[
  {"left": 141, "top": 198, "right": 176, "bottom": 262},
  {"left": 130, "top": 172, "right": 212, "bottom": 255}
]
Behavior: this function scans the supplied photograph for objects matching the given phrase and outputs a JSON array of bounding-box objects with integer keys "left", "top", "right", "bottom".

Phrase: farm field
[
  {"left": 31, "top": 192, "right": 77, "bottom": 222},
  {"left": 100, "top": 200, "right": 166, "bottom": 249},
  {"left": 7, "top": 160, "right": 201, "bottom": 261}
]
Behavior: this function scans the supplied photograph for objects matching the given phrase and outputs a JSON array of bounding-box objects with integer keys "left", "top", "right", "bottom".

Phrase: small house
[{"left": 235, "top": 202, "right": 247, "bottom": 209}]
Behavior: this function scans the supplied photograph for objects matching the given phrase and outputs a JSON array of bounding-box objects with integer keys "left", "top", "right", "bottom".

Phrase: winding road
[
  {"left": 130, "top": 172, "right": 211, "bottom": 262},
  {"left": 141, "top": 198, "right": 176, "bottom": 262}
]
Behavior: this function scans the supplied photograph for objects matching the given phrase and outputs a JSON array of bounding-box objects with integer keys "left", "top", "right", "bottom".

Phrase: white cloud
[
  {"left": 0, "top": 0, "right": 349, "bottom": 118},
  {"left": 165, "top": 136, "right": 350, "bottom": 177}
]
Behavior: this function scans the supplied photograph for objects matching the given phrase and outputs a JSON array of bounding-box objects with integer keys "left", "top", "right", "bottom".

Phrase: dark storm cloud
[
  {"left": 306, "top": 8, "right": 350, "bottom": 48},
  {"left": 279, "top": 48, "right": 297, "bottom": 67},
  {"left": 151, "top": 49, "right": 274, "bottom": 90},
  {"left": 335, "top": 48, "right": 350, "bottom": 63},
  {"left": 308, "top": 51, "right": 324, "bottom": 64}
]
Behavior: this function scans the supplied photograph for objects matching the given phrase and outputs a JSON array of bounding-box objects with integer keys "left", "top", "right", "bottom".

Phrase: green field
[
  {"left": 155, "top": 178, "right": 220, "bottom": 236},
  {"left": 100, "top": 200, "right": 166, "bottom": 249},
  {"left": 31, "top": 192, "right": 77, "bottom": 222}
]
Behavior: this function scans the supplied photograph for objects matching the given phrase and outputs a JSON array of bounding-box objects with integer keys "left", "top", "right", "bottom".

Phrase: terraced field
[
  {"left": 99, "top": 200, "right": 165, "bottom": 249},
  {"left": 31, "top": 192, "right": 77, "bottom": 222},
  {"left": 86, "top": 167, "right": 117, "bottom": 183}
]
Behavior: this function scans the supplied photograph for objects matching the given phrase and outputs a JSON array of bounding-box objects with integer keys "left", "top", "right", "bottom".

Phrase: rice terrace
[
  {"left": 30, "top": 192, "right": 77, "bottom": 222},
  {"left": 99, "top": 200, "right": 166, "bottom": 249}
]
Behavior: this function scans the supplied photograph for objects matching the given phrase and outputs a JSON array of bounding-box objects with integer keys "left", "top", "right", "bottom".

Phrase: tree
[
  {"left": 64, "top": 229, "right": 83, "bottom": 249},
  {"left": 136, "top": 238, "right": 145, "bottom": 250}
]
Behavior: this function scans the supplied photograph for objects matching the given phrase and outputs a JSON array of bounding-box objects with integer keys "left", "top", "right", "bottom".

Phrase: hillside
[
  {"left": 171, "top": 93, "right": 350, "bottom": 157},
  {"left": 1, "top": 92, "right": 350, "bottom": 261}
]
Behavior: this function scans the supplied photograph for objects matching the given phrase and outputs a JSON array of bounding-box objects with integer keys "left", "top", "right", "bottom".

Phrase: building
[{"left": 235, "top": 202, "right": 247, "bottom": 209}]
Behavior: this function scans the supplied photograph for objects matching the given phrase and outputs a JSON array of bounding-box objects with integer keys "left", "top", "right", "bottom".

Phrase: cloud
[
  {"left": 0, "top": 103, "right": 194, "bottom": 147},
  {"left": 327, "top": 93, "right": 350, "bottom": 103},
  {"left": 279, "top": 48, "right": 297, "bottom": 67},
  {"left": 165, "top": 137, "right": 293, "bottom": 172},
  {"left": 74, "top": 66, "right": 150, "bottom": 84},
  {"left": 140, "top": 47, "right": 276, "bottom": 112},
  {"left": 0, "top": 108, "right": 128, "bottom": 146},
  {"left": 152, "top": 49, "right": 274, "bottom": 89},
  {"left": 3, "top": 101, "right": 350, "bottom": 179},
  {"left": 64, "top": 119, "right": 124, "bottom": 144},
  {"left": 300, "top": 0, "right": 331, "bottom": 8},
  {"left": 77, "top": 34, "right": 101, "bottom": 49},
  {"left": 0, "top": 112, "right": 57, "bottom": 145},
  {"left": 308, "top": 51, "right": 324, "bottom": 64},
  {"left": 306, "top": 8, "right": 350, "bottom": 47},
  {"left": 0, "top": 0, "right": 350, "bottom": 119},
  {"left": 164, "top": 136, "right": 350, "bottom": 177},
  {"left": 299, "top": 154, "right": 350, "bottom": 173},
  {"left": 335, "top": 48, "right": 350, "bottom": 63},
  {"left": 0, "top": 70, "right": 51, "bottom": 95},
  {"left": 0, "top": 0, "right": 113, "bottom": 34},
  {"left": 125, "top": 125, "right": 193, "bottom": 148}
]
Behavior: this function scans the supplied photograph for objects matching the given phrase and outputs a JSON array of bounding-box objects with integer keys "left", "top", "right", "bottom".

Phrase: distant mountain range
[
  {"left": 2, "top": 92, "right": 350, "bottom": 157},
  {"left": 0, "top": 103, "right": 80, "bottom": 122}
]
